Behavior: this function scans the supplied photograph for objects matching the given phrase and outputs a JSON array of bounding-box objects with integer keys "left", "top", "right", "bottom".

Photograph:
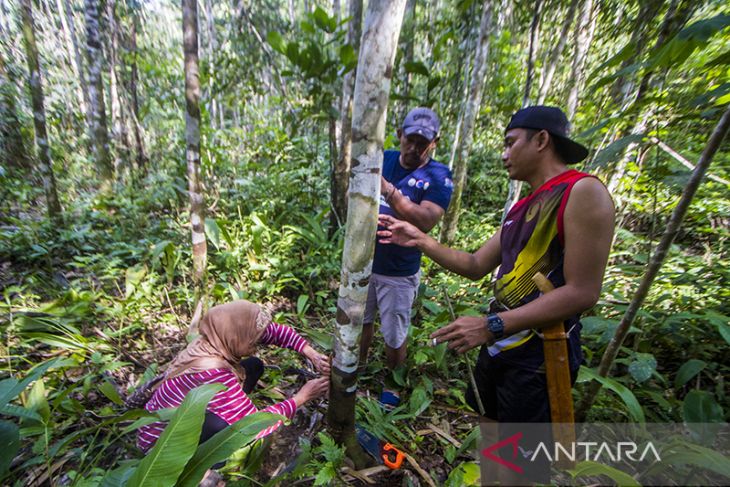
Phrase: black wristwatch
[{"left": 485, "top": 313, "right": 505, "bottom": 342}]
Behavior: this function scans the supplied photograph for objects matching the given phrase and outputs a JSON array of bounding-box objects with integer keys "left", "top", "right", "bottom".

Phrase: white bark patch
[{"left": 191, "top": 229, "right": 206, "bottom": 245}]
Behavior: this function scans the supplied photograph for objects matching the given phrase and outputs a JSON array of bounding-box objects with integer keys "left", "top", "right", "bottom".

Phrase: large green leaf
[
  {"left": 674, "top": 359, "right": 706, "bottom": 389},
  {"left": 0, "top": 420, "right": 20, "bottom": 476},
  {"left": 267, "top": 31, "right": 285, "bottom": 54},
  {"left": 204, "top": 218, "right": 221, "bottom": 250},
  {"left": 578, "top": 366, "right": 645, "bottom": 423},
  {"left": 100, "top": 462, "right": 138, "bottom": 487},
  {"left": 589, "top": 133, "right": 645, "bottom": 169},
  {"left": 628, "top": 353, "right": 657, "bottom": 383},
  {"left": 649, "top": 439, "right": 730, "bottom": 480},
  {"left": 569, "top": 460, "right": 640, "bottom": 486},
  {"left": 404, "top": 61, "right": 429, "bottom": 77},
  {"left": 682, "top": 391, "right": 724, "bottom": 443},
  {"left": 176, "top": 412, "right": 282, "bottom": 487},
  {"left": 0, "top": 359, "right": 59, "bottom": 410},
  {"left": 126, "top": 383, "right": 225, "bottom": 487}
]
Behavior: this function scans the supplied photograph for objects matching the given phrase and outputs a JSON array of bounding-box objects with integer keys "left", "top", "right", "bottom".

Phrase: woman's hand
[
  {"left": 303, "top": 345, "right": 331, "bottom": 375},
  {"left": 293, "top": 377, "right": 329, "bottom": 407}
]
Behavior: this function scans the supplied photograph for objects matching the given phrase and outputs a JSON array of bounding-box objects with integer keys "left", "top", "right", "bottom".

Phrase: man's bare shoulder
[{"left": 570, "top": 176, "right": 615, "bottom": 213}]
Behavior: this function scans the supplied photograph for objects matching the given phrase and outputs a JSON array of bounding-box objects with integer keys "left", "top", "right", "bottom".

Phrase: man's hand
[
  {"left": 302, "top": 345, "right": 331, "bottom": 375},
  {"left": 377, "top": 214, "right": 426, "bottom": 248},
  {"left": 431, "top": 316, "right": 492, "bottom": 353}
]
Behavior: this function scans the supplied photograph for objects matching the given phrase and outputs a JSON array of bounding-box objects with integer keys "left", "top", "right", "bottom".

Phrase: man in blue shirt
[{"left": 360, "top": 108, "right": 453, "bottom": 402}]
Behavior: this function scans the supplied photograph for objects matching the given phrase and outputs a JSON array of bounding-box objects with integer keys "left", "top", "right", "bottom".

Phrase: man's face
[
  {"left": 398, "top": 129, "right": 434, "bottom": 169},
  {"left": 502, "top": 128, "right": 539, "bottom": 181}
]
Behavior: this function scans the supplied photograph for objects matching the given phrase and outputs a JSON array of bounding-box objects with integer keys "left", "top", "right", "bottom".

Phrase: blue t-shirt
[{"left": 373, "top": 150, "right": 454, "bottom": 276}]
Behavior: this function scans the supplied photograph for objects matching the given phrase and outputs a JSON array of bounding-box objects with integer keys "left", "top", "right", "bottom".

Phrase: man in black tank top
[{"left": 377, "top": 106, "right": 615, "bottom": 483}]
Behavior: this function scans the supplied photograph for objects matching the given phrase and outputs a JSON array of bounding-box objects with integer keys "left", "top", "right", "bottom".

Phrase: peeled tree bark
[
  {"left": 183, "top": 0, "right": 208, "bottom": 286},
  {"left": 576, "top": 105, "right": 730, "bottom": 422},
  {"left": 20, "top": 0, "right": 62, "bottom": 222},
  {"left": 332, "top": 0, "right": 363, "bottom": 230},
  {"left": 439, "top": 0, "right": 493, "bottom": 245},
  {"left": 328, "top": 0, "right": 406, "bottom": 463},
  {"left": 84, "top": 0, "right": 114, "bottom": 184}
]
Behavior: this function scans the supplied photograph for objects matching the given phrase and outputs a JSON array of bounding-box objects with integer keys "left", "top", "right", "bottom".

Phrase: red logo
[{"left": 481, "top": 432, "right": 524, "bottom": 474}]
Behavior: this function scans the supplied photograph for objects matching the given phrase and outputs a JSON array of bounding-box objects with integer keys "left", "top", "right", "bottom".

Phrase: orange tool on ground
[{"left": 382, "top": 443, "right": 405, "bottom": 469}]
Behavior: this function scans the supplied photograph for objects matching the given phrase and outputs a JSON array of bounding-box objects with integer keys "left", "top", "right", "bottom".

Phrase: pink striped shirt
[{"left": 137, "top": 322, "right": 308, "bottom": 452}]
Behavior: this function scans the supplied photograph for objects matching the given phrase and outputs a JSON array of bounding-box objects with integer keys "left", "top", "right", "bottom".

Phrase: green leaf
[
  {"left": 408, "top": 386, "right": 432, "bottom": 417},
  {"left": 176, "top": 412, "right": 283, "bottom": 487},
  {"left": 650, "top": 439, "right": 730, "bottom": 479},
  {"left": 0, "top": 359, "right": 59, "bottom": 410},
  {"left": 0, "top": 420, "right": 20, "bottom": 476},
  {"left": 99, "top": 380, "right": 124, "bottom": 406},
  {"left": 339, "top": 44, "right": 357, "bottom": 70},
  {"left": 125, "top": 266, "right": 147, "bottom": 298},
  {"left": 674, "top": 359, "right": 706, "bottom": 389},
  {"left": 578, "top": 366, "right": 645, "bottom": 423},
  {"left": 127, "top": 383, "right": 225, "bottom": 487},
  {"left": 445, "top": 461, "right": 480, "bottom": 486},
  {"left": 404, "top": 61, "right": 429, "bottom": 77},
  {"left": 296, "top": 294, "right": 309, "bottom": 315},
  {"left": 0, "top": 403, "right": 42, "bottom": 422},
  {"left": 312, "top": 6, "right": 336, "bottom": 33},
  {"left": 589, "top": 134, "right": 645, "bottom": 169},
  {"left": 204, "top": 218, "right": 221, "bottom": 250},
  {"left": 100, "top": 462, "right": 139, "bottom": 487},
  {"left": 267, "top": 31, "right": 285, "bottom": 54},
  {"left": 683, "top": 390, "right": 723, "bottom": 425},
  {"left": 569, "top": 460, "right": 640, "bottom": 486},
  {"left": 313, "top": 464, "right": 337, "bottom": 486},
  {"left": 26, "top": 378, "right": 50, "bottom": 423},
  {"left": 628, "top": 353, "right": 657, "bottom": 383}
]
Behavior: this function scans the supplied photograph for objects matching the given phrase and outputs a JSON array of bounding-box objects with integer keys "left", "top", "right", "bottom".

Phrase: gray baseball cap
[{"left": 402, "top": 107, "right": 440, "bottom": 141}]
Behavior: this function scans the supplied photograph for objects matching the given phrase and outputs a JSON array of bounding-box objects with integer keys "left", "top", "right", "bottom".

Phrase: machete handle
[{"left": 532, "top": 273, "right": 568, "bottom": 340}]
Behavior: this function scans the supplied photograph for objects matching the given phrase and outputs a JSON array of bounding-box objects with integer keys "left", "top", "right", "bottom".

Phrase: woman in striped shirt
[{"left": 137, "top": 300, "right": 329, "bottom": 452}]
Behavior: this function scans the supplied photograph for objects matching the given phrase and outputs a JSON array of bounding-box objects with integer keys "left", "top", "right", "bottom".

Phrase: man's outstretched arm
[
  {"left": 432, "top": 178, "right": 615, "bottom": 353},
  {"left": 377, "top": 214, "right": 501, "bottom": 280}
]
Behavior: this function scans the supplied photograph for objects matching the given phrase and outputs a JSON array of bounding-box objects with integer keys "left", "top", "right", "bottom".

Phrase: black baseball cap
[{"left": 506, "top": 106, "right": 589, "bottom": 164}]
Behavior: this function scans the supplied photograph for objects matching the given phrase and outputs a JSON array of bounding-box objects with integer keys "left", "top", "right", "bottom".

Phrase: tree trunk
[
  {"left": 576, "top": 105, "right": 730, "bottom": 422},
  {"left": 567, "top": 0, "right": 595, "bottom": 120},
  {"left": 20, "top": 0, "right": 62, "bottom": 222},
  {"left": 107, "top": 0, "right": 132, "bottom": 173},
  {"left": 128, "top": 6, "right": 148, "bottom": 174},
  {"left": 0, "top": 50, "right": 31, "bottom": 171},
  {"left": 398, "top": 0, "right": 416, "bottom": 122},
  {"left": 84, "top": 0, "right": 113, "bottom": 184},
  {"left": 203, "top": 0, "right": 220, "bottom": 129},
  {"left": 439, "top": 0, "right": 493, "bottom": 245},
  {"left": 608, "top": 0, "right": 663, "bottom": 108},
  {"left": 56, "top": 0, "right": 87, "bottom": 117},
  {"left": 183, "top": 0, "right": 208, "bottom": 287},
  {"left": 536, "top": 0, "right": 578, "bottom": 104},
  {"left": 522, "top": 0, "right": 541, "bottom": 108},
  {"left": 331, "top": 0, "right": 363, "bottom": 232},
  {"left": 328, "top": 0, "right": 407, "bottom": 464}
]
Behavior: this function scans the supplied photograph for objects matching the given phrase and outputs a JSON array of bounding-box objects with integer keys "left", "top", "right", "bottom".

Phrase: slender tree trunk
[
  {"left": 183, "top": 0, "right": 208, "bottom": 286},
  {"left": 128, "top": 6, "right": 148, "bottom": 174},
  {"left": 567, "top": 0, "right": 595, "bottom": 119},
  {"left": 56, "top": 0, "right": 87, "bottom": 116},
  {"left": 536, "top": 0, "right": 578, "bottom": 104},
  {"left": 203, "top": 0, "right": 219, "bottom": 129},
  {"left": 606, "top": 0, "right": 695, "bottom": 192},
  {"left": 332, "top": 0, "right": 340, "bottom": 23},
  {"left": 20, "top": 0, "right": 62, "bottom": 222},
  {"left": 439, "top": 0, "right": 493, "bottom": 245},
  {"left": 522, "top": 0, "right": 541, "bottom": 107},
  {"left": 107, "top": 0, "right": 131, "bottom": 172},
  {"left": 609, "top": 0, "right": 662, "bottom": 108},
  {"left": 84, "top": 0, "right": 113, "bottom": 184},
  {"left": 331, "top": 0, "right": 363, "bottom": 232},
  {"left": 328, "top": 0, "right": 407, "bottom": 464},
  {"left": 576, "top": 106, "right": 730, "bottom": 422},
  {"left": 398, "top": 0, "right": 415, "bottom": 122},
  {"left": 0, "top": 50, "right": 31, "bottom": 171}
]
